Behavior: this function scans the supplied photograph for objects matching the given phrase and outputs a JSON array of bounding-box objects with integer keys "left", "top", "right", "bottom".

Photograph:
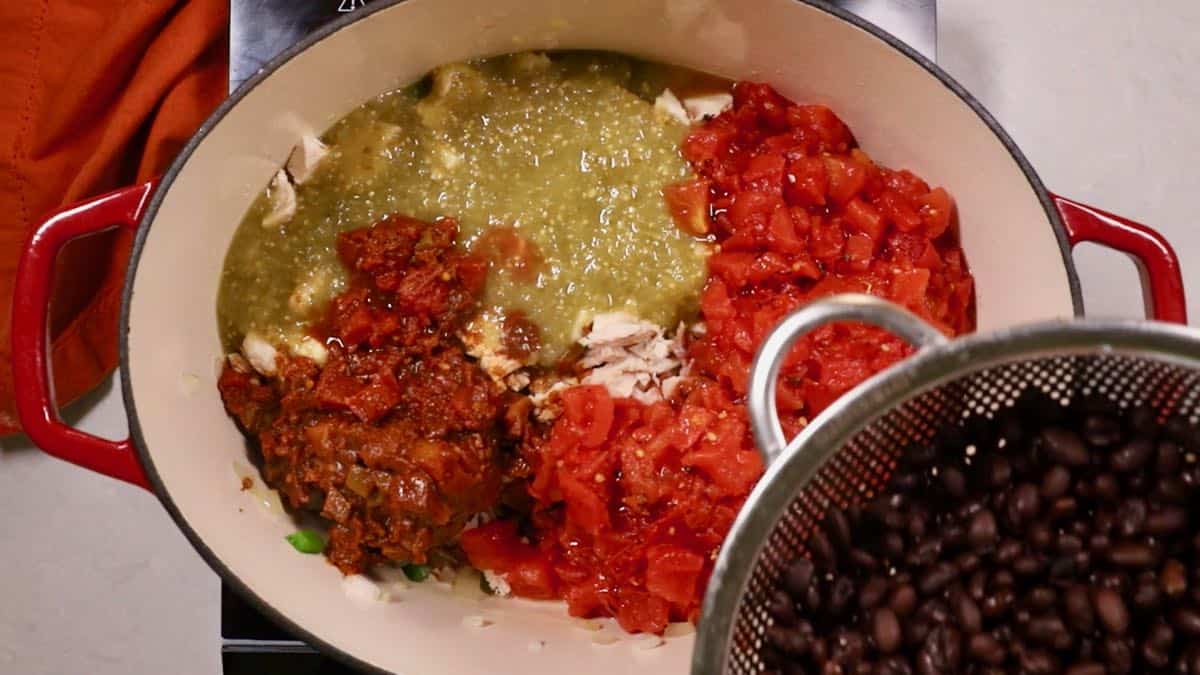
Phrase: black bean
[
  {"left": 1094, "top": 587, "right": 1130, "bottom": 634},
  {"left": 873, "top": 607, "right": 901, "bottom": 654},
  {"left": 848, "top": 548, "right": 878, "bottom": 571},
  {"left": 954, "top": 552, "right": 980, "bottom": 575},
  {"left": 825, "top": 508, "right": 852, "bottom": 552},
  {"left": 1116, "top": 497, "right": 1148, "bottom": 537},
  {"left": 768, "top": 589, "right": 798, "bottom": 625},
  {"left": 1103, "top": 639, "right": 1133, "bottom": 675},
  {"left": 1157, "top": 440, "right": 1184, "bottom": 474},
  {"left": 1157, "top": 476, "right": 1191, "bottom": 505},
  {"left": 1008, "top": 483, "right": 1040, "bottom": 526},
  {"left": 1143, "top": 620, "right": 1175, "bottom": 668},
  {"left": 1083, "top": 414, "right": 1123, "bottom": 447},
  {"left": 1132, "top": 573, "right": 1163, "bottom": 611},
  {"left": 1064, "top": 585, "right": 1095, "bottom": 632},
  {"left": 1162, "top": 558, "right": 1188, "bottom": 597},
  {"left": 1065, "top": 663, "right": 1105, "bottom": 675},
  {"left": 918, "top": 562, "right": 958, "bottom": 596},
  {"left": 940, "top": 466, "right": 967, "bottom": 499},
  {"left": 889, "top": 584, "right": 917, "bottom": 617},
  {"left": 1041, "top": 427, "right": 1090, "bottom": 466},
  {"left": 1093, "top": 472, "right": 1121, "bottom": 501},
  {"left": 1029, "top": 522, "right": 1053, "bottom": 551},
  {"left": 966, "top": 633, "right": 1005, "bottom": 665},
  {"left": 981, "top": 589, "right": 1014, "bottom": 619},
  {"left": 1111, "top": 438, "right": 1154, "bottom": 472},
  {"left": 1108, "top": 541, "right": 1157, "bottom": 568},
  {"left": 1018, "top": 647, "right": 1059, "bottom": 675},
  {"left": 1027, "top": 614, "right": 1071, "bottom": 650},
  {"left": 768, "top": 625, "right": 811, "bottom": 655},
  {"left": 906, "top": 512, "right": 927, "bottom": 541},
  {"left": 785, "top": 558, "right": 815, "bottom": 597},
  {"left": 1173, "top": 607, "right": 1200, "bottom": 636},
  {"left": 1026, "top": 586, "right": 1057, "bottom": 610},
  {"left": 904, "top": 442, "right": 938, "bottom": 467},
  {"left": 921, "top": 626, "right": 961, "bottom": 673},
  {"left": 858, "top": 576, "right": 888, "bottom": 610},
  {"left": 1049, "top": 496, "right": 1078, "bottom": 520},
  {"left": 1040, "top": 465, "right": 1071, "bottom": 499},
  {"left": 1056, "top": 533, "right": 1083, "bottom": 555},
  {"left": 1013, "top": 554, "right": 1043, "bottom": 576},
  {"left": 806, "top": 582, "right": 823, "bottom": 613},
  {"left": 882, "top": 531, "right": 905, "bottom": 559},
  {"left": 996, "top": 539, "right": 1021, "bottom": 565},
  {"left": 809, "top": 527, "right": 837, "bottom": 570},
  {"left": 1127, "top": 404, "right": 1158, "bottom": 434},
  {"left": 967, "top": 570, "right": 987, "bottom": 601},
  {"left": 952, "top": 590, "right": 983, "bottom": 634},
  {"left": 985, "top": 455, "right": 1012, "bottom": 487},
  {"left": 1165, "top": 415, "right": 1200, "bottom": 447},
  {"left": 908, "top": 538, "right": 942, "bottom": 568},
  {"left": 828, "top": 577, "right": 855, "bottom": 616},
  {"left": 991, "top": 569, "right": 1015, "bottom": 589},
  {"left": 890, "top": 471, "right": 920, "bottom": 492}
]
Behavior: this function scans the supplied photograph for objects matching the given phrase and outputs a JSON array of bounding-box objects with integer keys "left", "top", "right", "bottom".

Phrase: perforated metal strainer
[{"left": 692, "top": 294, "right": 1200, "bottom": 675}]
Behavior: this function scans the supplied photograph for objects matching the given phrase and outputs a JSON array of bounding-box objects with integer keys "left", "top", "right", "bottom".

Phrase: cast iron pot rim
[{"left": 117, "top": 1, "right": 1083, "bottom": 673}]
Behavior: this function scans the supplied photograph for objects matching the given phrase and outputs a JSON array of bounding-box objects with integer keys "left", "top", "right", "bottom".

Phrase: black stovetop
[{"left": 222, "top": 1, "right": 935, "bottom": 672}]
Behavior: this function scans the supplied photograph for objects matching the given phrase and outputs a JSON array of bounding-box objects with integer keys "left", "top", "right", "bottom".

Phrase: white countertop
[{"left": 1, "top": 2, "right": 1197, "bottom": 673}]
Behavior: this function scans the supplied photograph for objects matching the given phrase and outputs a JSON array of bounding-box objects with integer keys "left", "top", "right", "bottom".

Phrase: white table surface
[{"left": 2, "top": 2, "right": 1197, "bottom": 673}]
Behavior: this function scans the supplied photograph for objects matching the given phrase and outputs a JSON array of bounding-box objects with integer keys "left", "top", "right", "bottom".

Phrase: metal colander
[{"left": 691, "top": 294, "right": 1200, "bottom": 675}]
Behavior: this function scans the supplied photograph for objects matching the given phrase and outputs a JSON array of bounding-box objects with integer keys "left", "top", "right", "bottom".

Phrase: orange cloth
[{"left": 0, "top": 1, "right": 228, "bottom": 433}]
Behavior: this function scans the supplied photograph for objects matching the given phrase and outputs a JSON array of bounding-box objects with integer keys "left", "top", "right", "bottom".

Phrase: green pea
[
  {"left": 285, "top": 530, "right": 325, "bottom": 554},
  {"left": 402, "top": 563, "right": 431, "bottom": 582}
]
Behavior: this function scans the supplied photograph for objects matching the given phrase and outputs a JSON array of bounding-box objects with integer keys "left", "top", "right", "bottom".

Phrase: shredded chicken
[
  {"left": 262, "top": 169, "right": 296, "bottom": 228},
  {"left": 286, "top": 134, "right": 330, "bottom": 185},
  {"left": 460, "top": 315, "right": 531, "bottom": 391},
  {"left": 577, "top": 313, "right": 688, "bottom": 405}
]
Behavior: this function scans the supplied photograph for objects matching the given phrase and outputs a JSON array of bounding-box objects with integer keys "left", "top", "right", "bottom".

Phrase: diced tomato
[
  {"left": 783, "top": 156, "right": 827, "bottom": 207},
  {"left": 767, "top": 206, "right": 805, "bottom": 254},
  {"left": 560, "top": 473, "right": 611, "bottom": 535},
  {"left": 918, "top": 187, "right": 955, "bottom": 239},
  {"left": 891, "top": 267, "right": 931, "bottom": 311},
  {"left": 615, "top": 590, "right": 671, "bottom": 634},
  {"left": 562, "top": 385, "right": 614, "bottom": 447},
  {"left": 844, "top": 232, "right": 875, "bottom": 272},
  {"left": 843, "top": 197, "right": 886, "bottom": 241},
  {"left": 663, "top": 179, "right": 712, "bottom": 236},
  {"left": 877, "top": 189, "right": 922, "bottom": 232},
  {"left": 645, "top": 546, "right": 706, "bottom": 606},
  {"left": 823, "top": 155, "right": 869, "bottom": 206},
  {"left": 810, "top": 217, "right": 846, "bottom": 263},
  {"left": 506, "top": 556, "right": 558, "bottom": 600},
  {"left": 708, "top": 251, "right": 757, "bottom": 289},
  {"left": 461, "top": 520, "right": 528, "bottom": 572}
]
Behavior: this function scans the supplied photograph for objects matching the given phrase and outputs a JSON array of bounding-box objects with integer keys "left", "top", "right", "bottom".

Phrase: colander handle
[{"left": 748, "top": 294, "right": 948, "bottom": 465}]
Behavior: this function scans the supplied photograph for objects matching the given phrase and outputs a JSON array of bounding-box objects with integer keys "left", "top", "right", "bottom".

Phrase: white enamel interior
[{"left": 124, "top": 0, "right": 1076, "bottom": 673}]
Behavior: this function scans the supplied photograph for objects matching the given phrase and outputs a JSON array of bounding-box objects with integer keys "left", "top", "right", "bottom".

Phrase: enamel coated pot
[{"left": 9, "top": 1, "right": 1187, "bottom": 673}]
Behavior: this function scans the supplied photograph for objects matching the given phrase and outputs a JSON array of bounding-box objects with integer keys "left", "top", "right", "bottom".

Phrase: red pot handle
[
  {"left": 1052, "top": 193, "right": 1187, "bottom": 324},
  {"left": 11, "top": 181, "right": 158, "bottom": 490}
]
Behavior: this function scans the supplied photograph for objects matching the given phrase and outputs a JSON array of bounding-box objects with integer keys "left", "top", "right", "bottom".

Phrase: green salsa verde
[{"left": 217, "top": 52, "right": 711, "bottom": 362}]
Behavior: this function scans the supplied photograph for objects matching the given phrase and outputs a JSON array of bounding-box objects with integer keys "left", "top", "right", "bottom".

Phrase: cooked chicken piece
[
  {"left": 242, "top": 332, "right": 279, "bottom": 376},
  {"left": 262, "top": 169, "right": 297, "bottom": 228},
  {"left": 286, "top": 134, "right": 330, "bottom": 185},
  {"left": 682, "top": 92, "right": 733, "bottom": 121},
  {"left": 461, "top": 314, "right": 531, "bottom": 391},
  {"left": 578, "top": 314, "right": 689, "bottom": 404},
  {"left": 654, "top": 88, "right": 690, "bottom": 124}
]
